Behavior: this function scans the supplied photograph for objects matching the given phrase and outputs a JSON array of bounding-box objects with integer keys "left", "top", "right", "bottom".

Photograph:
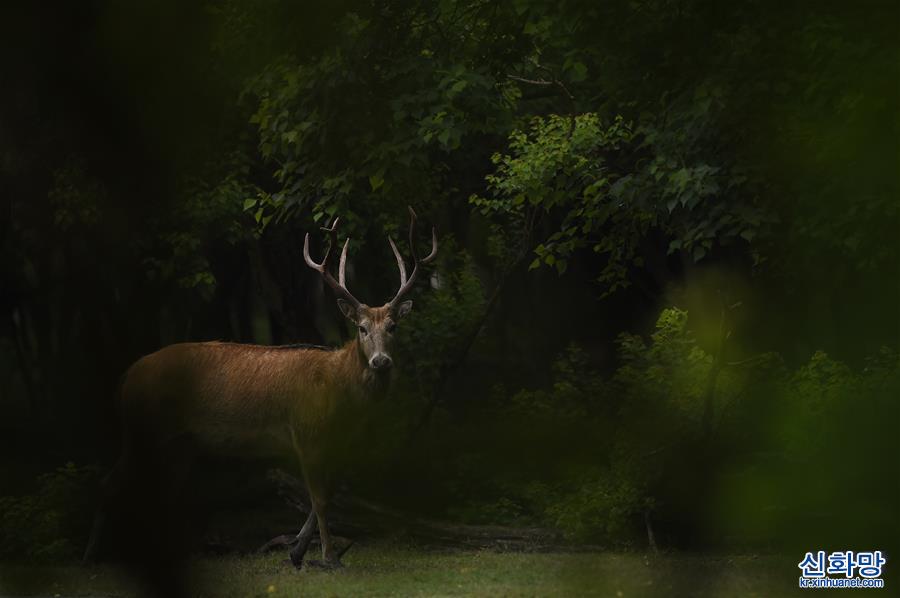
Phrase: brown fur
[{"left": 119, "top": 338, "right": 378, "bottom": 461}]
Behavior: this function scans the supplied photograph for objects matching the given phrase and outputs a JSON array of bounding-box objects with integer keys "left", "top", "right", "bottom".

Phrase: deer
[{"left": 83, "top": 207, "right": 438, "bottom": 572}]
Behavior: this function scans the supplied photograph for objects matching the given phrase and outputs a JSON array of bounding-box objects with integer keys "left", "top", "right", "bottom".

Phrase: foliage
[
  {"left": 442, "top": 307, "right": 897, "bottom": 547},
  {"left": 240, "top": 5, "right": 518, "bottom": 240},
  {"left": 440, "top": 308, "right": 724, "bottom": 544},
  {"left": 395, "top": 243, "right": 486, "bottom": 395},
  {"left": 47, "top": 162, "right": 103, "bottom": 232},
  {"left": 471, "top": 107, "right": 769, "bottom": 294},
  {"left": 0, "top": 463, "right": 99, "bottom": 560},
  {"left": 141, "top": 151, "right": 257, "bottom": 301},
  {"left": 544, "top": 472, "right": 643, "bottom": 542},
  {"left": 537, "top": 308, "right": 735, "bottom": 542},
  {"left": 505, "top": 343, "right": 604, "bottom": 420},
  {"left": 471, "top": 113, "right": 634, "bottom": 281},
  {"left": 712, "top": 347, "right": 900, "bottom": 548}
]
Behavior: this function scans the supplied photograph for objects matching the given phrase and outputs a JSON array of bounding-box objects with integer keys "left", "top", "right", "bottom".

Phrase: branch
[
  {"left": 507, "top": 61, "right": 577, "bottom": 135},
  {"left": 507, "top": 74, "right": 554, "bottom": 86},
  {"left": 725, "top": 354, "right": 770, "bottom": 368},
  {"left": 263, "top": 469, "right": 565, "bottom": 550}
]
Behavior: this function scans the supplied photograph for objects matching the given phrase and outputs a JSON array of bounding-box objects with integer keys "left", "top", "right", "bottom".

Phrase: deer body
[
  {"left": 118, "top": 340, "right": 379, "bottom": 460},
  {"left": 84, "top": 209, "right": 437, "bottom": 571}
]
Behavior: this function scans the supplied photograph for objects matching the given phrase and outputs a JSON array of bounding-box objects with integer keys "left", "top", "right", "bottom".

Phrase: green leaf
[
  {"left": 556, "top": 259, "right": 568, "bottom": 274},
  {"left": 369, "top": 172, "right": 385, "bottom": 191},
  {"left": 449, "top": 80, "right": 468, "bottom": 94},
  {"left": 569, "top": 62, "right": 588, "bottom": 82},
  {"left": 243, "top": 198, "right": 257, "bottom": 211}
]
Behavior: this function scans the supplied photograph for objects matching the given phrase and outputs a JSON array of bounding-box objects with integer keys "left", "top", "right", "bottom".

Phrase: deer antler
[
  {"left": 304, "top": 217, "right": 362, "bottom": 308},
  {"left": 388, "top": 206, "right": 438, "bottom": 307}
]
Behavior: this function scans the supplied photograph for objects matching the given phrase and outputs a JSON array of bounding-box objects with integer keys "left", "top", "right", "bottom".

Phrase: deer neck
[{"left": 341, "top": 337, "right": 390, "bottom": 398}]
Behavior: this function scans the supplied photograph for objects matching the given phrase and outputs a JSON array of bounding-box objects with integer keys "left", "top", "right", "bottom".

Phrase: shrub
[{"left": 0, "top": 462, "right": 99, "bottom": 560}]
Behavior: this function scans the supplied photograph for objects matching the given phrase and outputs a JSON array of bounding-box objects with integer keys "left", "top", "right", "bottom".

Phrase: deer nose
[{"left": 371, "top": 354, "right": 393, "bottom": 371}]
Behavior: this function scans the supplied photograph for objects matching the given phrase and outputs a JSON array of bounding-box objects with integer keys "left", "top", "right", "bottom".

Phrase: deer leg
[
  {"left": 310, "top": 498, "right": 342, "bottom": 568},
  {"left": 288, "top": 509, "right": 317, "bottom": 568},
  {"left": 305, "top": 469, "right": 342, "bottom": 568}
]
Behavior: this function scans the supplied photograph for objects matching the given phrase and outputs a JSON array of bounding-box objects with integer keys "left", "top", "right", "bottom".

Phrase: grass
[{"left": 0, "top": 544, "right": 846, "bottom": 597}]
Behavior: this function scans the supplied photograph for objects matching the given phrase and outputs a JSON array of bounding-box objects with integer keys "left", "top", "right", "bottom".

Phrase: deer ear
[
  {"left": 394, "top": 300, "right": 413, "bottom": 320},
  {"left": 337, "top": 299, "right": 359, "bottom": 324}
]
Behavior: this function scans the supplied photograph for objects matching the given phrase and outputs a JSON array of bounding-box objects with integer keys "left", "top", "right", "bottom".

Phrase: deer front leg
[
  {"left": 288, "top": 509, "right": 317, "bottom": 568},
  {"left": 305, "top": 468, "right": 342, "bottom": 569}
]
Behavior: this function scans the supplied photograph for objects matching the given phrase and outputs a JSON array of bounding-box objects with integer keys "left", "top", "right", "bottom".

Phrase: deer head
[{"left": 304, "top": 207, "right": 438, "bottom": 371}]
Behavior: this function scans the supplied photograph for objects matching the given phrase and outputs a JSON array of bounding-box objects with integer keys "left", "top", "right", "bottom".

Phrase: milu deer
[{"left": 84, "top": 208, "right": 437, "bottom": 570}]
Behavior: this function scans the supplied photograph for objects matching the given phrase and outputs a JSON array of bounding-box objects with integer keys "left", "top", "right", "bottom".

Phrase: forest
[{"left": 1, "top": 0, "right": 898, "bottom": 595}]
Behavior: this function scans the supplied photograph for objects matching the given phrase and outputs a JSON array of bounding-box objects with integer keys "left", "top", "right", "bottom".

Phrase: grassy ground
[{"left": 0, "top": 544, "right": 844, "bottom": 597}]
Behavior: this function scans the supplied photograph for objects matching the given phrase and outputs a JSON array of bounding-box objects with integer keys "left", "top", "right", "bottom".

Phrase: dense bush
[
  {"left": 0, "top": 462, "right": 99, "bottom": 560},
  {"left": 711, "top": 347, "right": 900, "bottom": 550},
  {"left": 429, "top": 308, "right": 898, "bottom": 548}
]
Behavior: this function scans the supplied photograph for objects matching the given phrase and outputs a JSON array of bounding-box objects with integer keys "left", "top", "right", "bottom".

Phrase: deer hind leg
[
  {"left": 153, "top": 433, "right": 198, "bottom": 563},
  {"left": 83, "top": 445, "right": 134, "bottom": 564}
]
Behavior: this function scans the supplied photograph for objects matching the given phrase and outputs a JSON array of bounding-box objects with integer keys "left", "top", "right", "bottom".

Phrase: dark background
[{"left": 1, "top": 0, "right": 898, "bottom": 574}]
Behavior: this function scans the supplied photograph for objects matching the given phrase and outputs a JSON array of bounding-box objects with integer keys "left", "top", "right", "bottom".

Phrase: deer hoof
[
  {"left": 282, "top": 557, "right": 303, "bottom": 570},
  {"left": 290, "top": 551, "right": 305, "bottom": 569}
]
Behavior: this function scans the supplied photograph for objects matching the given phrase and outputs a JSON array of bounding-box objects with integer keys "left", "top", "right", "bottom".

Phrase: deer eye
[
  {"left": 358, "top": 326, "right": 368, "bottom": 336},
  {"left": 386, "top": 322, "right": 397, "bottom": 334}
]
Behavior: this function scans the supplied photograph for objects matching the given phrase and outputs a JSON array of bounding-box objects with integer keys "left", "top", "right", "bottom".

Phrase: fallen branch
[
  {"left": 262, "top": 469, "right": 565, "bottom": 551},
  {"left": 258, "top": 533, "right": 299, "bottom": 553}
]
